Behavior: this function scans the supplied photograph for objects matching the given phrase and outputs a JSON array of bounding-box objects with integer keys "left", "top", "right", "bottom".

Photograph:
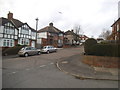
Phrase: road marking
[
  {"left": 12, "top": 72, "right": 16, "bottom": 74},
  {"left": 50, "top": 63, "right": 54, "bottom": 65},
  {"left": 61, "top": 61, "right": 68, "bottom": 64},
  {"left": 40, "top": 65, "right": 46, "bottom": 67},
  {"left": 26, "top": 69, "right": 30, "bottom": 71}
]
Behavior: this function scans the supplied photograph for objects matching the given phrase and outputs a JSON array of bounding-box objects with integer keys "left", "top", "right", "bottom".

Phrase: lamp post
[{"left": 35, "top": 18, "right": 39, "bottom": 48}]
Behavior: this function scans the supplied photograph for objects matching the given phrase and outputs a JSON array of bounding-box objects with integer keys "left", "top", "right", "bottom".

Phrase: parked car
[
  {"left": 18, "top": 46, "right": 41, "bottom": 57},
  {"left": 57, "top": 43, "right": 63, "bottom": 48},
  {"left": 41, "top": 45, "right": 57, "bottom": 54}
]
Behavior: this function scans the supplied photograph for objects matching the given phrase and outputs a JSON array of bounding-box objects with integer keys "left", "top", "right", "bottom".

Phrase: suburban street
[{"left": 2, "top": 46, "right": 118, "bottom": 88}]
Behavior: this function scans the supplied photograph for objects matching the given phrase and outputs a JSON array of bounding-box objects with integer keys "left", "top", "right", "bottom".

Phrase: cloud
[{"left": 0, "top": 0, "right": 119, "bottom": 38}]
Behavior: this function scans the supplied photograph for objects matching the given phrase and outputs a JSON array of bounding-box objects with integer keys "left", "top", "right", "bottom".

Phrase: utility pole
[{"left": 35, "top": 18, "right": 39, "bottom": 48}]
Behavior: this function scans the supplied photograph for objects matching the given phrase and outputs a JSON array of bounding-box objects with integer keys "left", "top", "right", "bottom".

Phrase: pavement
[{"left": 56, "top": 54, "right": 120, "bottom": 81}]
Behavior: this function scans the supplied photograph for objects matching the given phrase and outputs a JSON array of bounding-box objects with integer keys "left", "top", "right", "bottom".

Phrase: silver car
[
  {"left": 41, "top": 45, "right": 57, "bottom": 54},
  {"left": 18, "top": 46, "right": 41, "bottom": 57}
]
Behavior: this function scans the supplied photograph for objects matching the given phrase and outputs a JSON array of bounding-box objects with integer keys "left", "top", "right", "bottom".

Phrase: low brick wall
[
  {"left": 82, "top": 55, "right": 120, "bottom": 68},
  {"left": 63, "top": 45, "right": 71, "bottom": 48}
]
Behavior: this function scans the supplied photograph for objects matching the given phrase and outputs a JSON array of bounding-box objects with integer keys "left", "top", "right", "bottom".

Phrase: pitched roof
[
  {"left": 37, "top": 23, "right": 64, "bottom": 34},
  {"left": 0, "top": 17, "right": 18, "bottom": 29},
  {"left": 0, "top": 17, "right": 10, "bottom": 25},
  {"left": 11, "top": 19, "right": 36, "bottom": 32},
  {"left": 111, "top": 18, "right": 120, "bottom": 27},
  {"left": 11, "top": 18, "right": 23, "bottom": 28},
  {"left": 0, "top": 17, "right": 36, "bottom": 32},
  {"left": 65, "top": 30, "right": 76, "bottom": 35}
]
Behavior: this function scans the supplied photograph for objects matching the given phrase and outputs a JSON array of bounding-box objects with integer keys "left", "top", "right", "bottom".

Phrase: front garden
[{"left": 83, "top": 38, "right": 120, "bottom": 68}]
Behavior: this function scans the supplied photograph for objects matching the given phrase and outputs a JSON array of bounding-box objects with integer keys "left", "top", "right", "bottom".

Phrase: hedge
[
  {"left": 84, "top": 38, "right": 97, "bottom": 55},
  {"left": 91, "top": 44, "right": 120, "bottom": 57},
  {"left": 2, "top": 45, "right": 26, "bottom": 56}
]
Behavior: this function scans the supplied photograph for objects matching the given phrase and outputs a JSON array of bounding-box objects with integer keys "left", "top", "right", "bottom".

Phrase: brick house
[
  {"left": 79, "top": 34, "right": 89, "bottom": 43},
  {"left": 37, "top": 23, "right": 64, "bottom": 48},
  {"left": 64, "top": 30, "right": 80, "bottom": 45},
  {"left": 111, "top": 18, "right": 120, "bottom": 42},
  {"left": 0, "top": 12, "right": 37, "bottom": 49}
]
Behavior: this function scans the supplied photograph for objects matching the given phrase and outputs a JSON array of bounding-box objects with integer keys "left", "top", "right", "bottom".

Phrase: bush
[
  {"left": 84, "top": 38, "right": 97, "bottom": 55},
  {"left": 2, "top": 45, "right": 27, "bottom": 56},
  {"left": 91, "top": 44, "right": 120, "bottom": 57}
]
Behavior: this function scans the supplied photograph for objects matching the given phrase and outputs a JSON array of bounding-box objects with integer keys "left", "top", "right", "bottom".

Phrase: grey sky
[{"left": 0, "top": 0, "right": 119, "bottom": 38}]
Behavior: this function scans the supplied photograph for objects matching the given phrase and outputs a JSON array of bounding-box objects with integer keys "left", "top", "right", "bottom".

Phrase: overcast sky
[{"left": 0, "top": 0, "right": 119, "bottom": 38}]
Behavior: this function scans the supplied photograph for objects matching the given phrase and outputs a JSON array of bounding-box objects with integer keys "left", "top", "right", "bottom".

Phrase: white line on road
[
  {"left": 12, "top": 72, "right": 16, "bottom": 74},
  {"left": 50, "top": 63, "right": 54, "bottom": 65},
  {"left": 39, "top": 65, "right": 46, "bottom": 67},
  {"left": 26, "top": 69, "right": 30, "bottom": 71}
]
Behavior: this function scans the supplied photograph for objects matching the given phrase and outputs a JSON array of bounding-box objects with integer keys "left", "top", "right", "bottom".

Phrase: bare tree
[
  {"left": 73, "top": 24, "right": 83, "bottom": 44},
  {"left": 99, "top": 29, "right": 111, "bottom": 40},
  {"left": 73, "top": 24, "right": 84, "bottom": 35}
]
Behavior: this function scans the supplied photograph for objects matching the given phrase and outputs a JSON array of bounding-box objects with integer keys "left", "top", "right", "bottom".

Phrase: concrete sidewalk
[{"left": 56, "top": 54, "right": 120, "bottom": 81}]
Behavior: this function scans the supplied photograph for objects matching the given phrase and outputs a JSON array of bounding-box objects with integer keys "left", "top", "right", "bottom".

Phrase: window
[
  {"left": 26, "top": 47, "right": 31, "bottom": 50},
  {"left": 117, "top": 24, "right": 119, "bottom": 31},
  {"left": 19, "top": 38, "right": 30, "bottom": 45},
  {"left": 59, "top": 33, "right": 63, "bottom": 36},
  {"left": 4, "top": 23, "right": 15, "bottom": 35},
  {"left": 21, "top": 39, "right": 24, "bottom": 44},
  {"left": 3, "top": 39, "right": 14, "bottom": 47}
]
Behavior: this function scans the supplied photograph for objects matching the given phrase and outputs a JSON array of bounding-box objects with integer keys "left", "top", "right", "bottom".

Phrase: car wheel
[
  {"left": 38, "top": 51, "right": 41, "bottom": 55},
  {"left": 47, "top": 50, "right": 50, "bottom": 54},
  {"left": 24, "top": 53, "right": 29, "bottom": 57},
  {"left": 55, "top": 50, "right": 57, "bottom": 52}
]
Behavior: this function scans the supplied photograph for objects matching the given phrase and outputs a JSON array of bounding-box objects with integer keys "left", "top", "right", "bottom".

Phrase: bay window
[{"left": 3, "top": 39, "right": 14, "bottom": 47}]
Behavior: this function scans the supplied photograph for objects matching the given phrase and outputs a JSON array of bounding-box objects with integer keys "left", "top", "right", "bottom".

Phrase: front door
[{"left": 31, "top": 41, "right": 35, "bottom": 47}]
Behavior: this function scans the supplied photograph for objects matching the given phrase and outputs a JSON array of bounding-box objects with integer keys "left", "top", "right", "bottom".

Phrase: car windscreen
[{"left": 21, "top": 47, "right": 25, "bottom": 50}]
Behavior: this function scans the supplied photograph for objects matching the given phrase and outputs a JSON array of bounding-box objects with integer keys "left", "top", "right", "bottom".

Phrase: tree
[
  {"left": 73, "top": 24, "right": 83, "bottom": 44},
  {"left": 73, "top": 24, "right": 84, "bottom": 35},
  {"left": 99, "top": 29, "right": 111, "bottom": 40}
]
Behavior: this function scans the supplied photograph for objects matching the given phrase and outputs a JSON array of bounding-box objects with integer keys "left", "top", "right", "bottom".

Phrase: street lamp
[{"left": 35, "top": 18, "right": 39, "bottom": 48}]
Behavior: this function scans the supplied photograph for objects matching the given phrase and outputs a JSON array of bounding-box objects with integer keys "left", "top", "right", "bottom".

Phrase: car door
[
  {"left": 26, "top": 47, "right": 32, "bottom": 55},
  {"left": 52, "top": 46, "right": 56, "bottom": 52},
  {"left": 51, "top": 46, "right": 55, "bottom": 52},
  {"left": 31, "top": 47, "right": 37, "bottom": 55}
]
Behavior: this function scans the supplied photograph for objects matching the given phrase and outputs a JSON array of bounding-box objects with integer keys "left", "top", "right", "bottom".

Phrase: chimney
[
  {"left": 49, "top": 22, "right": 53, "bottom": 27},
  {"left": 8, "top": 12, "right": 13, "bottom": 20},
  {"left": 71, "top": 29, "right": 74, "bottom": 32}
]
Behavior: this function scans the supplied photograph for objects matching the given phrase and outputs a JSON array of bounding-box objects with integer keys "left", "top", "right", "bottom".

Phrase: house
[
  {"left": 37, "top": 23, "right": 64, "bottom": 48},
  {"left": 0, "top": 12, "right": 37, "bottom": 49},
  {"left": 0, "top": 17, "right": 18, "bottom": 48},
  {"left": 111, "top": 18, "right": 120, "bottom": 42},
  {"left": 79, "top": 34, "right": 89, "bottom": 43},
  {"left": 64, "top": 30, "right": 80, "bottom": 45}
]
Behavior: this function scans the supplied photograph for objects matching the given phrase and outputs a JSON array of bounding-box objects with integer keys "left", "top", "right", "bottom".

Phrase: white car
[{"left": 41, "top": 45, "right": 57, "bottom": 54}]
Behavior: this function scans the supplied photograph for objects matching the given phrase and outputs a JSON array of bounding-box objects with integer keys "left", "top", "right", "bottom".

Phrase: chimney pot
[
  {"left": 8, "top": 12, "right": 13, "bottom": 20},
  {"left": 49, "top": 22, "right": 53, "bottom": 26}
]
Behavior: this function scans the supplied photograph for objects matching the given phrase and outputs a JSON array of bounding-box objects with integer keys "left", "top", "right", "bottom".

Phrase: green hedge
[
  {"left": 2, "top": 45, "right": 26, "bottom": 56},
  {"left": 84, "top": 38, "right": 97, "bottom": 55},
  {"left": 91, "top": 44, "right": 120, "bottom": 57}
]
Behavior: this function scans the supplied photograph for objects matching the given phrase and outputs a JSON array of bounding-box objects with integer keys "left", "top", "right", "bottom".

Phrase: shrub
[
  {"left": 2, "top": 45, "right": 27, "bottom": 56},
  {"left": 84, "top": 38, "right": 97, "bottom": 55},
  {"left": 91, "top": 44, "right": 120, "bottom": 57}
]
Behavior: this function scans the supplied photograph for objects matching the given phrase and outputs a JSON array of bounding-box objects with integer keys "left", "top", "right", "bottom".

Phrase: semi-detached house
[
  {"left": 0, "top": 12, "right": 36, "bottom": 49},
  {"left": 37, "top": 23, "right": 64, "bottom": 48}
]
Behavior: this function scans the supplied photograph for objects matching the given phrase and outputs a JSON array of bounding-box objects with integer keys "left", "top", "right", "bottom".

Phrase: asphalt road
[{"left": 2, "top": 46, "right": 118, "bottom": 88}]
